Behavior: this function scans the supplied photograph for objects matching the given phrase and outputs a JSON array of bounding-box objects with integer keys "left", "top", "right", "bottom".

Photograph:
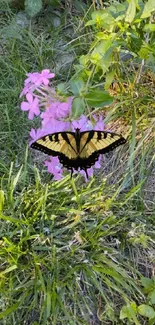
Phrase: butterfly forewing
[
  {"left": 31, "top": 132, "right": 78, "bottom": 160},
  {"left": 79, "top": 131, "right": 126, "bottom": 158},
  {"left": 61, "top": 133, "right": 77, "bottom": 159},
  {"left": 79, "top": 132, "right": 97, "bottom": 158}
]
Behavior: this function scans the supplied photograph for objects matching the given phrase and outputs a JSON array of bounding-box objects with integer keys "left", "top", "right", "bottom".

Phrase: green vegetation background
[{"left": 0, "top": 0, "right": 154, "bottom": 324}]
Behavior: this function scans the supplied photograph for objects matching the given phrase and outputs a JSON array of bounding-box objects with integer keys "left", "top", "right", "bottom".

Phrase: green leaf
[
  {"left": 85, "top": 20, "right": 96, "bottom": 27},
  {"left": 57, "top": 83, "right": 68, "bottom": 95},
  {"left": 91, "top": 9, "right": 112, "bottom": 25},
  {"left": 84, "top": 89, "right": 113, "bottom": 108},
  {"left": 120, "top": 303, "right": 141, "bottom": 325},
  {"left": 120, "top": 302, "right": 140, "bottom": 324},
  {"left": 92, "top": 39, "right": 113, "bottom": 56},
  {"left": 69, "top": 78, "right": 85, "bottom": 96},
  {"left": 72, "top": 97, "right": 85, "bottom": 117},
  {"left": 141, "top": 277, "right": 154, "bottom": 291},
  {"left": 138, "top": 44, "right": 152, "bottom": 59},
  {"left": 149, "top": 316, "right": 155, "bottom": 325},
  {"left": 108, "top": 3, "right": 127, "bottom": 16},
  {"left": 141, "top": 0, "right": 155, "bottom": 18},
  {"left": 89, "top": 9, "right": 115, "bottom": 30},
  {"left": 120, "top": 306, "right": 128, "bottom": 319},
  {"left": 138, "top": 304, "right": 155, "bottom": 319},
  {"left": 129, "top": 33, "right": 143, "bottom": 53},
  {"left": 25, "top": 0, "right": 42, "bottom": 18},
  {"left": 104, "top": 70, "right": 115, "bottom": 90},
  {"left": 125, "top": 0, "right": 136, "bottom": 23},
  {"left": 46, "top": 0, "right": 61, "bottom": 7},
  {"left": 143, "top": 24, "right": 155, "bottom": 32},
  {"left": 74, "top": 0, "right": 88, "bottom": 13},
  {"left": 99, "top": 49, "right": 113, "bottom": 75},
  {"left": 149, "top": 290, "right": 155, "bottom": 304}
]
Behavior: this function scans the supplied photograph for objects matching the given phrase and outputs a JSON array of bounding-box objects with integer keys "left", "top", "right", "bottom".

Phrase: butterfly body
[{"left": 31, "top": 128, "right": 126, "bottom": 177}]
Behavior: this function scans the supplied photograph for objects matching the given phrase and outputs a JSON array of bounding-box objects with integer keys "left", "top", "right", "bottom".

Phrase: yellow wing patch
[
  {"left": 79, "top": 132, "right": 121, "bottom": 158},
  {"left": 36, "top": 133, "right": 77, "bottom": 160}
]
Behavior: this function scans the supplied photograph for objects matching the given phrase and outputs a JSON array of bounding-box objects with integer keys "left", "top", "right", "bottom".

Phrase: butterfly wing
[
  {"left": 79, "top": 130, "right": 126, "bottom": 163},
  {"left": 31, "top": 132, "right": 78, "bottom": 163},
  {"left": 31, "top": 129, "right": 126, "bottom": 175}
]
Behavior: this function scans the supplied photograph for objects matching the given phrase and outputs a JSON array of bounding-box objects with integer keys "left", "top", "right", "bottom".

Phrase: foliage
[
  {"left": 120, "top": 277, "right": 155, "bottom": 324},
  {"left": 0, "top": 0, "right": 155, "bottom": 324},
  {"left": 0, "top": 166, "right": 154, "bottom": 324},
  {"left": 25, "top": 0, "right": 43, "bottom": 17},
  {"left": 6, "top": 0, "right": 89, "bottom": 16},
  {"left": 56, "top": 0, "right": 155, "bottom": 117}
]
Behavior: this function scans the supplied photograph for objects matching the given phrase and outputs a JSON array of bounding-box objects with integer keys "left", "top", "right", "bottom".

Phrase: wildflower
[
  {"left": 29, "top": 128, "right": 47, "bottom": 143},
  {"left": 25, "top": 70, "right": 55, "bottom": 86},
  {"left": 45, "top": 157, "right": 63, "bottom": 180},
  {"left": 20, "top": 70, "right": 55, "bottom": 97},
  {"left": 94, "top": 157, "right": 101, "bottom": 169},
  {"left": 41, "top": 97, "right": 72, "bottom": 121},
  {"left": 56, "top": 97, "right": 72, "bottom": 118},
  {"left": 93, "top": 115, "right": 105, "bottom": 130},
  {"left": 71, "top": 114, "right": 93, "bottom": 131},
  {"left": 20, "top": 69, "right": 108, "bottom": 181},
  {"left": 20, "top": 83, "right": 34, "bottom": 98},
  {"left": 21, "top": 93, "right": 40, "bottom": 120},
  {"left": 25, "top": 72, "right": 40, "bottom": 85}
]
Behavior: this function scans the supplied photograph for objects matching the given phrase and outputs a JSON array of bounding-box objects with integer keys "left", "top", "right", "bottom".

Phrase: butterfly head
[
  {"left": 75, "top": 128, "right": 81, "bottom": 135},
  {"left": 75, "top": 128, "right": 80, "bottom": 131}
]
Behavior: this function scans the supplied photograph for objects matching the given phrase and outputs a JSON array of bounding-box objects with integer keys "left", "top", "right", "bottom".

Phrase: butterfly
[{"left": 30, "top": 128, "right": 126, "bottom": 178}]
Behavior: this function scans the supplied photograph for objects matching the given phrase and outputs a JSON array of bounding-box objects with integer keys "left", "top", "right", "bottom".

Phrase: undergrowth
[{"left": 0, "top": 0, "right": 155, "bottom": 324}]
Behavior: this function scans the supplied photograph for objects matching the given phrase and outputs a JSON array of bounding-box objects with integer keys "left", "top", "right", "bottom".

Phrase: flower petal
[
  {"left": 26, "top": 93, "right": 33, "bottom": 103},
  {"left": 21, "top": 102, "right": 30, "bottom": 111}
]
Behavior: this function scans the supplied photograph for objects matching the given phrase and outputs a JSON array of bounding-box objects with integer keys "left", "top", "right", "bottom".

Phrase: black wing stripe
[
  {"left": 80, "top": 130, "right": 95, "bottom": 153},
  {"left": 61, "top": 133, "right": 77, "bottom": 154},
  {"left": 31, "top": 142, "right": 58, "bottom": 156},
  {"left": 97, "top": 137, "right": 126, "bottom": 154}
]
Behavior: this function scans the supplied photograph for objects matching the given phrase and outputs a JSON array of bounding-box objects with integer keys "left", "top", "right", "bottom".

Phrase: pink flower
[
  {"left": 20, "top": 70, "right": 55, "bottom": 97},
  {"left": 25, "top": 72, "right": 40, "bottom": 85},
  {"left": 20, "top": 83, "right": 34, "bottom": 98},
  {"left": 29, "top": 128, "right": 47, "bottom": 144},
  {"left": 45, "top": 157, "right": 63, "bottom": 180},
  {"left": 25, "top": 70, "right": 55, "bottom": 86},
  {"left": 94, "top": 115, "right": 105, "bottom": 131},
  {"left": 21, "top": 93, "right": 40, "bottom": 120},
  {"left": 41, "top": 97, "right": 72, "bottom": 122},
  {"left": 71, "top": 115, "right": 93, "bottom": 131},
  {"left": 41, "top": 117, "right": 70, "bottom": 131},
  {"left": 30, "top": 120, "right": 71, "bottom": 146},
  {"left": 56, "top": 98, "right": 72, "bottom": 118},
  {"left": 94, "top": 157, "right": 101, "bottom": 169},
  {"left": 79, "top": 167, "right": 94, "bottom": 181},
  {"left": 41, "top": 107, "right": 55, "bottom": 124}
]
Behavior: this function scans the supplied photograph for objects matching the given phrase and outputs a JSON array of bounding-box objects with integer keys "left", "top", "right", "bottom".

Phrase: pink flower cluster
[{"left": 20, "top": 70, "right": 105, "bottom": 180}]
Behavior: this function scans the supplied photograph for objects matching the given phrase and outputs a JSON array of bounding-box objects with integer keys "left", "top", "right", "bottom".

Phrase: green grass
[
  {"left": 1, "top": 170, "right": 154, "bottom": 324},
  {"left": 0, "top": 2, "right": 155, "bottom": 325}
]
